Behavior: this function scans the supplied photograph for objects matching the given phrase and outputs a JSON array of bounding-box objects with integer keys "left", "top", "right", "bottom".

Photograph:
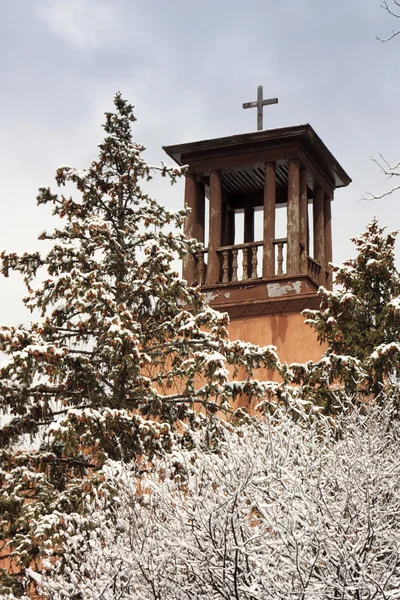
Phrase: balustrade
[
  {"left": 194, "top": 250, "right": 207, "bottom": 285},
  {"left": 217, "top": 241, "right": 263, "bottom": 284},
  {"left": 307, "top": 256, "right": 321, "bottom": 281},
  {"left": 194, "top": 239, "right": 322, "bottom": 287},
  {"left": 273, "top": 238, "right": 287, "bottom": 276}
]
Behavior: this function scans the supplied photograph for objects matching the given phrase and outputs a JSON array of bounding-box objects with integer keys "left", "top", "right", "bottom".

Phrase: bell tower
[{"left": 163, "top": 90, "right": 351, "bottom": 364}]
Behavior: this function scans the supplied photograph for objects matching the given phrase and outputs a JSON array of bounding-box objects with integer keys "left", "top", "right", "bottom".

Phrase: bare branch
[
  {"left": 378, "top": 1, "right": 400, "bottom": 42},
  {"left": 363, "top": 153, "right": 400, "bottom": 200}
]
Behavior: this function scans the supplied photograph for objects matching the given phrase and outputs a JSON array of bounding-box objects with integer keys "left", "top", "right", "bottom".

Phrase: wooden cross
[{"left": 242, "top": 86, "right": 278, "bottom": 131}]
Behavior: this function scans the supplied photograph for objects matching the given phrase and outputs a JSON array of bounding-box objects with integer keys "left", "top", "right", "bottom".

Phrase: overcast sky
[{"left": 1, "top": 0, "right": 400, "bottom": 325}]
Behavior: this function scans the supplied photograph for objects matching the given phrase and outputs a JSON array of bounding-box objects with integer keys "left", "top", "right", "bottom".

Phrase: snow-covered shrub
[{"left": 38, "top": 398, "right": 400, "bottom": 600}]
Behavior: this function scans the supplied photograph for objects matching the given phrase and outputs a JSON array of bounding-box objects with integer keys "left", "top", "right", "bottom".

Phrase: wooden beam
[
  {"left": 287, "top": 159, "right": 300, "bottom": 275},
  {"left": 324, "top": 192, "right": 333, "bottom": 290},
  {"left": 207, "top": 170, "right": 222, "bottom": 285},
  {"left": 263, "top": 162, "right": 276, "bottom": 278},
  {"left": 187, "top": 147, "right": 298, "bottom": 175},
  {"left": 313, "top": 186, "right": 325, "bottom": 286},
  {"left": 297, "top": 147, "right": 334, "bottom": 198},
  {"left": 229, "top": 186, "right": 288, "bottom": 210}
]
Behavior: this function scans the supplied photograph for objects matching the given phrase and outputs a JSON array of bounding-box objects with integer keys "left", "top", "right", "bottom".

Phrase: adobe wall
[{"left": 228, "top": 311, "right": 326, "bottom": 382}]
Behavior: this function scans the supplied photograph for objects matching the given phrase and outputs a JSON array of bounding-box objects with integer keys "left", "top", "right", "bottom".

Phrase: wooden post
[
  {"left": 183, "top": 175, "right": 205, "bottom": 285},
  {"left": 287, "top": 158, "right": 300, "bottom": 275},
  {"left": 207, "top": 170, "right": 222, "bottom": 285},
  {"left": 324, "top": 192, "right": 333, "bottom": 290},
  {"left": 183, "top": 174, "right": 197, "bottom": 285},
  {"left": 263, "top": 162, "right": 276, "bottom": 278},
  {"left": 313, "top": 186, "right": 325, "bottom": 286},
  {"left": 299, "top": 167, "right": 308, "bottom": 274}
]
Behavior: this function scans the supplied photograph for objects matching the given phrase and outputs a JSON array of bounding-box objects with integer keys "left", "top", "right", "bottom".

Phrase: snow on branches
[
  {"left": 37, "top": 399, "right": 400, "bottom": 600},
  {"left": 0, "top": 94, "right": 281, "bottom": 596},
  {"left": 294, "top": 218, "right": 400, "bottom": 410}
]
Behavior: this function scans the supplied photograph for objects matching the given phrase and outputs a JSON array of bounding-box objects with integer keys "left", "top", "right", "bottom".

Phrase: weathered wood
[
  {"left": 232, "top": 249, "right": 238, "bottom": 282},
  {"left": 251, "top": 246, "right": 258, "bottom": 279},
  {"left": 195, "top": 251, "right": 205, "bottom": 285},
  {"left": 263, "top": 162, "right": 276, "bottom": 278},
  {"left": 276, "top": 242, "right": 284, "bottom": 276},
  {"left": 222, "top": 250, "right": 229, "bottom": 283},
  {"left": 324, "top": 193, "right": 333, "bottom": 290},
  {"left": 307, "top": 256, "right": 321, "bottom": 281},
  {"left": 297, "top": 148, "right": 335, "bottom": 199},
  {"left": 164, "top": 124, "right": 351, "bottom": 190},
  {"left": 183, "top": 174, "right": 197, "bottom": 285},
  {"left": 218, "top": 240, "right": 262, "bottom": 251},
  {"left": 287, "top": 158, "right": 300, "bottom": 275},
  {"left": 207, "top": 170, "right": 222, "bottom": 285},
  {"left": 299, "top": 167, "right": 308, "bottom": 274},
  {"left": 313, "top": 186, "right": 325, "bottom": 285},
  {"left": 242, "top": 247, "right": 249, "bottom": 280},
  {"left": 229, "top": 186, "right": 289, "bottom": 210},
  {"left": 242, "top": 85, "right": 278, "bottom": 131},
  {"left": 187, "top": 147, "right": 299, "bottom": 175}
]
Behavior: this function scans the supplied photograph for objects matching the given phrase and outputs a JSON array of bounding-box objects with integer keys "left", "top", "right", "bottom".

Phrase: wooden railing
[
  {"left": 217, "top": 241, "right": 263, "bottom": 283},
  {"left": 194, "top": 250, "right": 207, "bottom": 285},
  {"left": 273, "top": 238, "right": 287, "bottom": 276},
  {"left": 307, "top": 256, "right": 321, "bottom": 281},
  {"left": 194, "top": 239, "right": 320, "bottom": 286}
]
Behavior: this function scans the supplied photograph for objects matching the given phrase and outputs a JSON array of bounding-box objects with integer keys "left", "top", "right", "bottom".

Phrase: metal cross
[{"left": 242, "top": 86, "right": 278, "bottom": 131}]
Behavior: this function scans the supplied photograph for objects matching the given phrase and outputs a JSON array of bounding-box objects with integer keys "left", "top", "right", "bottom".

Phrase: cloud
[{"left": 34, "top": 0, "right": 120, "bottom": 49}]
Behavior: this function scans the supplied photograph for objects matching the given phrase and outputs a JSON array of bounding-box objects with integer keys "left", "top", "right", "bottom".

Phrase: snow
[{"left": 38, "top": 401, "right": 400, "bottom": 600}]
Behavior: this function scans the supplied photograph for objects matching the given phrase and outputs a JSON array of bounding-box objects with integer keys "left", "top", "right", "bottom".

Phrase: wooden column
[
  {"left": 299, "top": 167, "right": 308, "bottom": 274},
  {"left": 324, "top": 193, "right": 333, "bottom": 290},
  {"left": 207, "top": 170, "right": 222, "bottom": 285},
  {"left": 183, "top": 175, "right": 205, "bottom": 285},
  {"left": 183, "top": 174, "right": 197, "bottom": 285},
  {"left": 263, "top": 162, "right": 276, "bottom": 278},
  {"left": 287, "top": 158, "right": 300, "bottom": 275},
  {"left": 313, "top": 186, "right": 325, "bottom": 285}
]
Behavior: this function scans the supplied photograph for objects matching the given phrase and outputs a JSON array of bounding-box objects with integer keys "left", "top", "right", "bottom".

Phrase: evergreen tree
[
  {"left": 288, "top": 219, "right": 400, "bottom": 410},
  {"left": 0, "top": 94, "right": 279, "bottom": 596}
]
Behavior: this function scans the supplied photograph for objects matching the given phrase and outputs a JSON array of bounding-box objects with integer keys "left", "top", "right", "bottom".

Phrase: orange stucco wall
[{"left": 228, "top": 311, "right": 326, "bottom": 382}]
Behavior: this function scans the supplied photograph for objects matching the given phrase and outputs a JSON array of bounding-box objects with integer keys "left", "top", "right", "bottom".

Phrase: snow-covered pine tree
[
  {"left": 0, "top": 93, "right": 280, "bottom": 596},
  {"left": 288, "top": 219, "right": 400, "bottom": 411}
]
